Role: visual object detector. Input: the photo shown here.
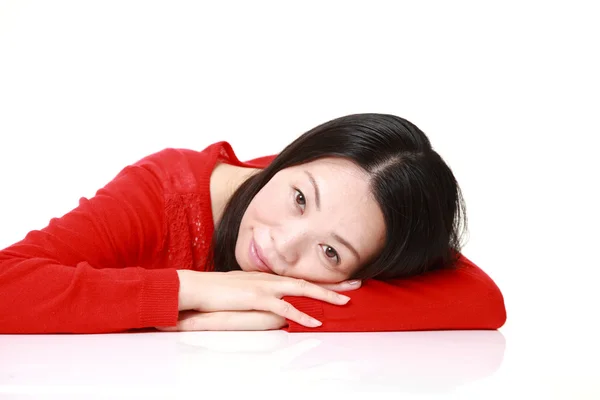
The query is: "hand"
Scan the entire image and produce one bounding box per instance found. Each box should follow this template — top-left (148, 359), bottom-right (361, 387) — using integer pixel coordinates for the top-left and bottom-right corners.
top-left (157, 310), bottom-right (286, 332)
top-left (160, 278), bottom-right (362, 332)
top-left (176, 270), bottom-right (354, 328)
top-left (316, 279), bottom-right (362, 292)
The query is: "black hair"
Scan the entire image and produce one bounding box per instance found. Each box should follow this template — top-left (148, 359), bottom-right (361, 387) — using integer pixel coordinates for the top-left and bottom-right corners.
top-left (209, 113), bottom-right (467, 280)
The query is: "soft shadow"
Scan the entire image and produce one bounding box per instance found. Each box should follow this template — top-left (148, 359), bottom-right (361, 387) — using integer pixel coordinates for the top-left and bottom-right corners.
top-left (0, 329), bottom-right (505, 394)
top-left (175, 329), bottom-right (506, 392)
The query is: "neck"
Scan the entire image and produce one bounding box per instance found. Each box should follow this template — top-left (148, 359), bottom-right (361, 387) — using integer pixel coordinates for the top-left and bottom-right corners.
top-left (210, 162), bottom-right (260, 226)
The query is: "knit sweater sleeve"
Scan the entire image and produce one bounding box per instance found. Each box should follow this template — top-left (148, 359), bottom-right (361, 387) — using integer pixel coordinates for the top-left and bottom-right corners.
top-left (283, 254), bottom-right (507, 332)
top-left (0, 164), bottom-right (179, 333)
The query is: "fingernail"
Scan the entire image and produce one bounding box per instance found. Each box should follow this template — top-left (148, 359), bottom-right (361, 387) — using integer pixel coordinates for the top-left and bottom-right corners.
top-left (347, 280), bottom-right (361, 285)
top-left (338, 294), bottom-right (351, 303)
top-left (310, 318), bottom-right (322, 327)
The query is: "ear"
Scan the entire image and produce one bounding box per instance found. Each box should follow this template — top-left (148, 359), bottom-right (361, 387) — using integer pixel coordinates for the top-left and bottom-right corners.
top-left (316, 280), bottom-right (362, 292)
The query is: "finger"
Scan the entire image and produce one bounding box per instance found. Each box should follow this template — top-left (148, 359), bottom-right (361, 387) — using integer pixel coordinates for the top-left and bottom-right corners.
top-left (278, 279), bottom-right (351, 305)
top-left (201, 311), bottom-right (285, 331)
top-left (175, 311), bottom-right (286, 331)
top-left (155, 325), bottom-right (178, 332)
top-left (222, 311), bottom-right (286, 331)
top-left (267, 299), bottom-right (323, 328)
top-left (317, 280), bottom-right (362, 292)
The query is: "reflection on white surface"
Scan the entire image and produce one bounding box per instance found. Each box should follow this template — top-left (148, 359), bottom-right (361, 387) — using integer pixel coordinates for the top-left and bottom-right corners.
top-left (0, 330), bottom-right (504, 396)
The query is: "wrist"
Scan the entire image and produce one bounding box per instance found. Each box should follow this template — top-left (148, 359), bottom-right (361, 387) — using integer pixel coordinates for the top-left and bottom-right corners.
top-left (176, 269), bottom-right (191, 311)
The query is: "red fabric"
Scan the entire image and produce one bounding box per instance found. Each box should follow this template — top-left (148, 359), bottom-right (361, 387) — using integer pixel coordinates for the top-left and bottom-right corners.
top-left (0, 141), bottom-right (506, 333)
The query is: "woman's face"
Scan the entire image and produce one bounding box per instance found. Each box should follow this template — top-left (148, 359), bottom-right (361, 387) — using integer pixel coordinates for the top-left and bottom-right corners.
top-left (235, 157), bottom-right (386, 283)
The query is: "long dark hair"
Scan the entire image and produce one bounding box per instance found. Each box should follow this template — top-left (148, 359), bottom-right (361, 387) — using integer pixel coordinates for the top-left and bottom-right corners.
top-left (209, 113), bottom-right (468, 280)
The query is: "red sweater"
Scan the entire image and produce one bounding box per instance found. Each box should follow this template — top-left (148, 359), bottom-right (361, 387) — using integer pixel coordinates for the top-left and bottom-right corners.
top-left (0, 142), bottom-right (506, 334)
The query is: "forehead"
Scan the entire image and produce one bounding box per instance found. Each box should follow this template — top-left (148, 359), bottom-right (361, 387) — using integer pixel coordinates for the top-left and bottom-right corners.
top-left (288, 157), bottom-right (369, 184)
top-left (285, 157), bottom-right (372, 207)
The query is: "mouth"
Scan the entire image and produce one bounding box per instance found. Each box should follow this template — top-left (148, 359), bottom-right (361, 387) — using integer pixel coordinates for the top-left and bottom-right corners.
top-left (249, 238), bottom-right (274, 273)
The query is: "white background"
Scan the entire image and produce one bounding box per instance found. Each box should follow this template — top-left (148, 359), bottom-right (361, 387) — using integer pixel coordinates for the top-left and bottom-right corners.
top-left (1, 0), bottom-right (599, 397)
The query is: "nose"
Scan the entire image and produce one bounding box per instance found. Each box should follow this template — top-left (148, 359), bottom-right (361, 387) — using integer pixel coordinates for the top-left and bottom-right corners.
top-left (271, 223), bottom-right (307, 266)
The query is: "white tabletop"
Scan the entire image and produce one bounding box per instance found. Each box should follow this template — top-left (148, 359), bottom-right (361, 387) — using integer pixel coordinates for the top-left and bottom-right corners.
top-left (0, 330), bottom-right (502, 398)
top-left (1, 328), bottom-right (599, 399)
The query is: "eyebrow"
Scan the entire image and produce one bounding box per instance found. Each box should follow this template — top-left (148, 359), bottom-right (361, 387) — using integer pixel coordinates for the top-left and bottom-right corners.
top-left (305, 170), bottom-right (321, 211)
top-left (333, 233), bottom-right (361, 263)
top-left (304, 170), bottom-right (361, 262)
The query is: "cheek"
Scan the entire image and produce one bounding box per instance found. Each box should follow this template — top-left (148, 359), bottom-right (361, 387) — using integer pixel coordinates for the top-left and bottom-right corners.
top-left (288, 261), bottom-right (352, 283)
top-left (236, 187), bottom-right (287, 269)
top-left (249, 188), bottom-right (287, 225)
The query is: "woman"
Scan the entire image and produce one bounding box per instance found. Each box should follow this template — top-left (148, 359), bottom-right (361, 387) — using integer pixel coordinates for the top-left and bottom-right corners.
top-left (0, 113), bottom-right (506, 334)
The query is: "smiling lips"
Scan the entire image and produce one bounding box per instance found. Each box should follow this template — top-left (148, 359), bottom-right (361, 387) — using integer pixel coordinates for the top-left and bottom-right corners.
top-left (249, 238), bottom-right (273, 273)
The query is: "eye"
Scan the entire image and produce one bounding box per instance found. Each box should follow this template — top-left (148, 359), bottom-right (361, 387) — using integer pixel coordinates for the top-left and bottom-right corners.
top-left (320, 244), bottom-right (340, 265)
top-left (294, 188), bottom-right (306, 212)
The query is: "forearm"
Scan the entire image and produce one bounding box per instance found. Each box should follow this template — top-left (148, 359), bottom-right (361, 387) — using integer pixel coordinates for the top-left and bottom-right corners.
top-left (283, 257), bottom-right (507, 332)
top-left (0, 258), bottom-right (179, 334)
